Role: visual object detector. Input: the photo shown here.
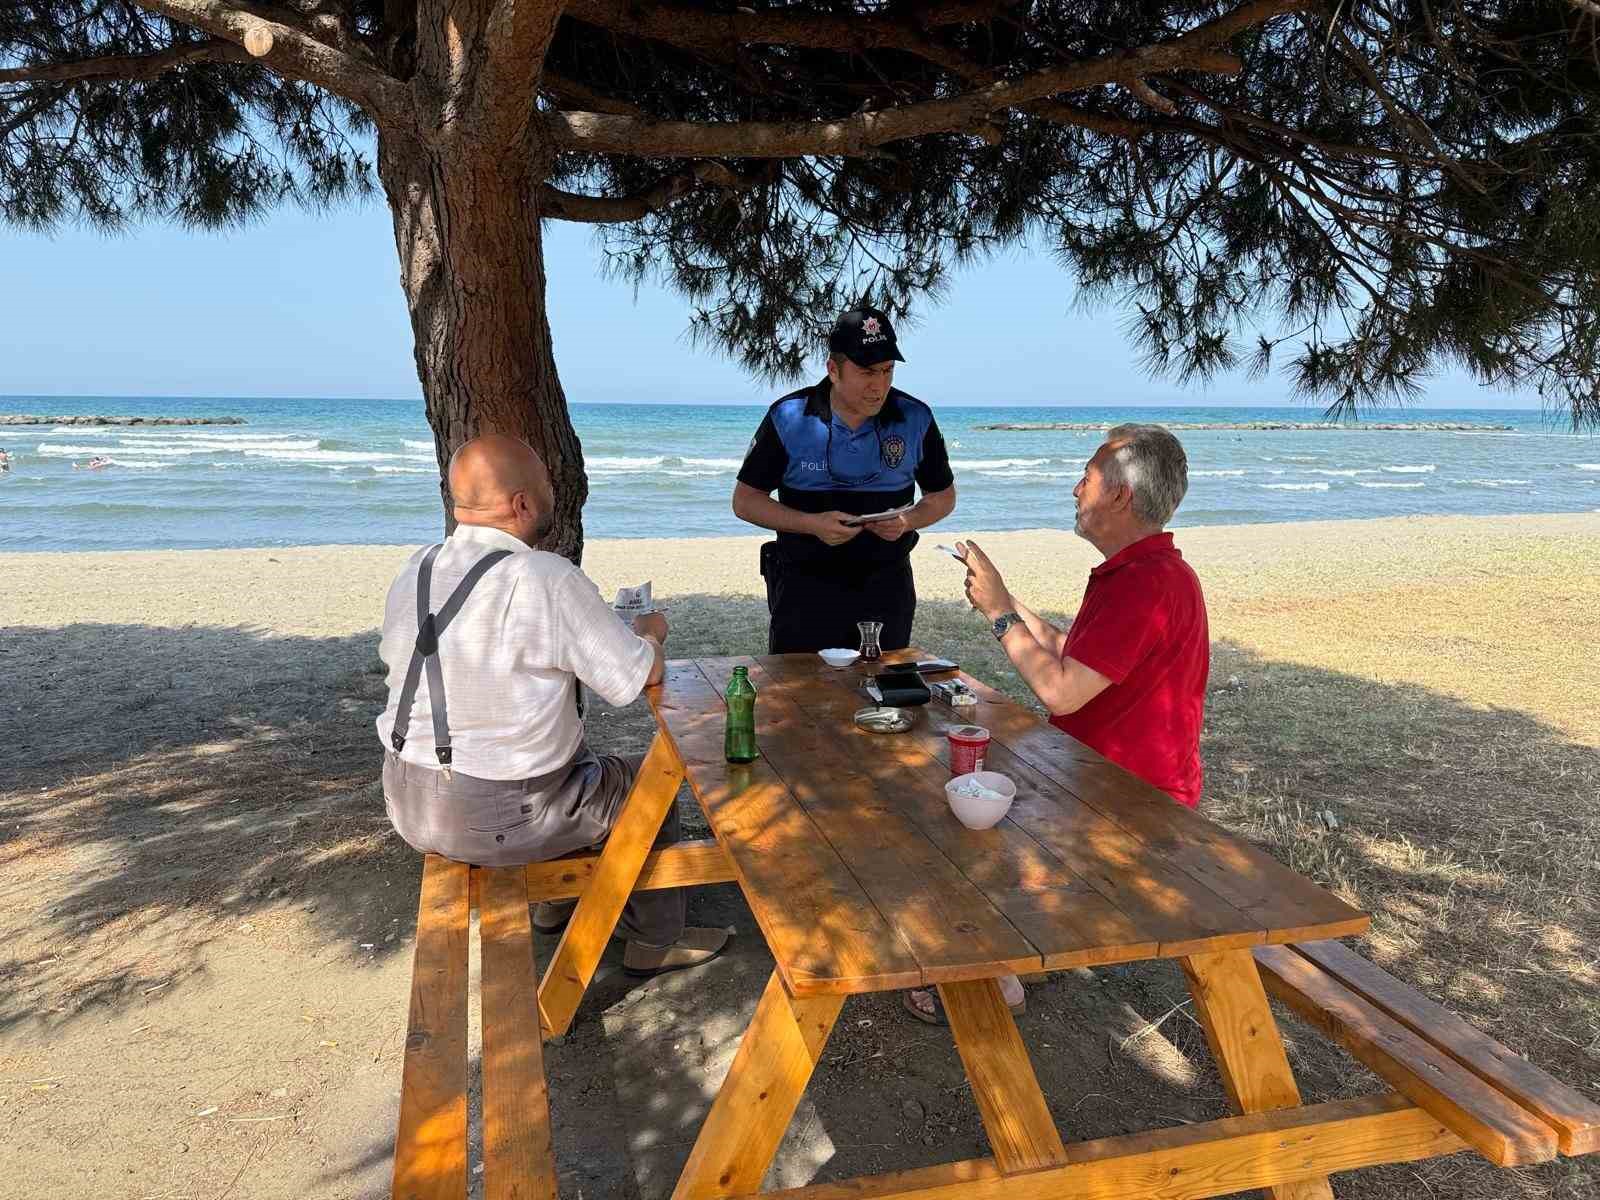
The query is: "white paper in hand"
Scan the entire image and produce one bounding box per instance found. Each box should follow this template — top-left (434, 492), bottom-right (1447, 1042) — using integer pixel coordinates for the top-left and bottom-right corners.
top-left (613, 581), bottom-right (654, 617)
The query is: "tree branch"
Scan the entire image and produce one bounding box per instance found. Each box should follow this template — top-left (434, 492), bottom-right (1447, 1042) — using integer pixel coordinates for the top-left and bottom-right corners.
top-left (566, 0), bottom-right (981, 79)
top-left (542, 70), bottom-right (649, 117)
top-left (474, 0), bottom-right (570, 147)
top-left (539, 160), bottom-right (761, 221)
top-left (0, 40), bottom-right (252, 86)
top-left (548, 0), bottom-right (1283, 158)
top-left (127, 0), bottom-right (408, 117)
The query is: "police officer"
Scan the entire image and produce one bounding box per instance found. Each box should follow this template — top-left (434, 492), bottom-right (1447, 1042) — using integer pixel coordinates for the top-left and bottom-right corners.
top-left (732, 306), bottom-right (957, 653)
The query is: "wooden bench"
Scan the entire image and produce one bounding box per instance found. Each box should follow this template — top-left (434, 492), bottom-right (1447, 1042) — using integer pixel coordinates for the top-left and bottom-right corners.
top-left (1255, 940), bottom-right (1600, 1168)
top-left (391, 837), bottom-right (737, 1198)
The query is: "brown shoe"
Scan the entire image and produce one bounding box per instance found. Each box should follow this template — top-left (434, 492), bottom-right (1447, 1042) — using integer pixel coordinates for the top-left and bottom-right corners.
top-left (623, 927), bottom-right (731, 977)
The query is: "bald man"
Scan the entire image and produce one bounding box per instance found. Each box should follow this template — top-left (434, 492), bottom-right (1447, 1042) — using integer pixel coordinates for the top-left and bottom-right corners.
top-left (377, 434), bottom-right (729, 977)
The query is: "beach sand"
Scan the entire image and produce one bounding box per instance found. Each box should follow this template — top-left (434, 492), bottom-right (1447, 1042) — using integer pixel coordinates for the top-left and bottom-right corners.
top-left (4, 512), bottom-right (1598, 1198)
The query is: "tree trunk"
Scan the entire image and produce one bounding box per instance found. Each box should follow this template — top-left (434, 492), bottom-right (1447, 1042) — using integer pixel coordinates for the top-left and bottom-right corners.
top-left (375, 127), bottom-right (588, 562)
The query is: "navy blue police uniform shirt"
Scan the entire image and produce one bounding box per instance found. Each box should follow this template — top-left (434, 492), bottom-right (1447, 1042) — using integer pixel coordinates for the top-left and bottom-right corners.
top-left (738, 381), bottom-right (954, 573)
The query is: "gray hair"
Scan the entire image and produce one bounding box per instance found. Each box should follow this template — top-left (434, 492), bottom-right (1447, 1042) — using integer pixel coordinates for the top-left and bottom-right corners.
top-left (1101, 423), bottom-right (1189, 527)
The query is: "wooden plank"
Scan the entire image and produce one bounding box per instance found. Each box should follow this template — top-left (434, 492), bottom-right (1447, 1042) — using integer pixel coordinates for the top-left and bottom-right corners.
top-left (523, 838), bottom-right (737, 903)
top-left (746, 656), bottom-right (1159, 972)
top-left (949, 674), bottom-right (1369, 946)
top-left (722, 1093), bottom-right (1466, 1200)
top-left (537, 730), bottom-right (684, 1038)
top-left (763, 653), bottom-right (1272, 959)
top-left (701, 658), bottom-right (1043, 985)
top-left (392, 854), bottom-right (470, 1200)
top-left (650, 662), bottom-right (922, 996)
top-left (1293, 939), bottom-right (1600, 1157)
top-left (478, 867), bottom-right (557, 1200)
top-left (938, 978), bottom-right (1067, 1172)
top-left (1254, 944), bottom-right (1559, 1166)
top-left (670, 969), bottom-right (844, 1200)
top-left (1181, 949), bottom-right (1332, 1200)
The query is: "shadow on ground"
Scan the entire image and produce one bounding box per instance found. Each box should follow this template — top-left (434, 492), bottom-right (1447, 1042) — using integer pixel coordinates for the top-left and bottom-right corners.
top-left (5, 600), bottom-right (1598, 1200)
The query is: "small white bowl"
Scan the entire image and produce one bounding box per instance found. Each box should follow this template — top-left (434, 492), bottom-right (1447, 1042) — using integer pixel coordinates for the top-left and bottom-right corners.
top-left (818, 647), bottom-right (860, 668)
top-left (944, 771), bottom-right (1017, 830)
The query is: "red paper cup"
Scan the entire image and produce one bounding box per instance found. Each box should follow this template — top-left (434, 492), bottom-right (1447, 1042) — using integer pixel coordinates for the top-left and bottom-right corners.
top-left (947, 725), bottom-right (991, 777)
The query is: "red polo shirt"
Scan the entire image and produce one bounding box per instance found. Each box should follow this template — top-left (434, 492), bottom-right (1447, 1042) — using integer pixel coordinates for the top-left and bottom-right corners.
top-left (1049, 532), bottom-right (1210, 807)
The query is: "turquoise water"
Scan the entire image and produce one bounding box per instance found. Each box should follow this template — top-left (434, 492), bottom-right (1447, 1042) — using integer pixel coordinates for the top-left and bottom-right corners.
top-left (1, 396), bottom-right (1596, 551)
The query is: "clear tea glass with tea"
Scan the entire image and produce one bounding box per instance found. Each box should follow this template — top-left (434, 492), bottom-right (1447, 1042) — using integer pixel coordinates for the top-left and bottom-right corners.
top-left (857, 620), bottom-right (883, 662)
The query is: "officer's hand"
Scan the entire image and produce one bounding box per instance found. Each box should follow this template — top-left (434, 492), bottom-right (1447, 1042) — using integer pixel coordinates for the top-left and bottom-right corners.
top-left (864, 511), bottom-right (911, 541)
top-left (809, 511), bottom-right (863, 546)
top-left (633, 611), bottom-right (668, 643)
top-left (958, 540), bottom-right (1014, 619)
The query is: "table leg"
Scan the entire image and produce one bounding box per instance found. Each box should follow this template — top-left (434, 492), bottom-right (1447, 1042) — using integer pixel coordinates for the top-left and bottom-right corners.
top-left (670, 969), bottom-right (844, 1200)
top-left (536, 730), bottom-right (686, 1038)
top-left (938, 978), bottom-right (1068, 1173)
top-left (1182, 948), bottom-right (1337, 1200)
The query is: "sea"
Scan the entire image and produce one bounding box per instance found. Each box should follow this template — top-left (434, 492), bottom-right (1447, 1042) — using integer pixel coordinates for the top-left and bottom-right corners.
top-left (1, 395), bottom-right (1597, 552)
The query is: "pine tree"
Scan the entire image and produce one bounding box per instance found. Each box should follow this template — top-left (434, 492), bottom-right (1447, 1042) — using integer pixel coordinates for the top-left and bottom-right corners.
top-left (6, 0), bottom-right (1597, 556)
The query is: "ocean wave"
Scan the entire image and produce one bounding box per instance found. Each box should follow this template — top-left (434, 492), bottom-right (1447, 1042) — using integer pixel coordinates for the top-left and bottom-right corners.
top-left (679, 457), bottom-right (743, 469)
top-left (111, 429), bottom-right (304, 443)
top-left (1306, 468), bottom-right (1378, 477)
top-left (1576, 463), bottom-right (1600, 471)
top-left (953, 458), bottom-right (1051, 469)
top-left (403, 439), bottom-right (434, 450)
top-left (1357, 481), bottom-right (1426, 489)
top-left (662, 469), bottom-right (730, 478)
top-left (1260, 482), bottom-right (1329, 491)
top-left (590, 455), bottom-right (666, 470)
top-left (1280, 454), bottom-right (1320, 462)
top-left (374, 465), bottom-right (433, 474)
top-left (1459, 478), bottom-right (1530, 487)
top-left (976, 469), bottom-right (1076, 479)
top-left (242, 448), bottom-right (406, 463)
top-left (1384, 464), bottom-right (1436, 474)
top-left (124, 438), bottom-right (319, 452)
top-left (1190, 469), bottom-right (1247, 477)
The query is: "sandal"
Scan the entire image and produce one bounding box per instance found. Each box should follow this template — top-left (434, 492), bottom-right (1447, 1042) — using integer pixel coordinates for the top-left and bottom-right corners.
top-left (903, 987), bottom-right (1026, 1026)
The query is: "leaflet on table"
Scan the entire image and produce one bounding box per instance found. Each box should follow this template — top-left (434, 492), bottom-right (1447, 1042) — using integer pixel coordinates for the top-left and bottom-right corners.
top-left (840, 503), bottom-right (915, 528)
top-left (613, 582), bottom-right (655, 617)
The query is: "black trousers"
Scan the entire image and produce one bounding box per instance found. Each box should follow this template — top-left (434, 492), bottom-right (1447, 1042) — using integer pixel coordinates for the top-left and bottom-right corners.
top-left (761, 542), bottom-right (916, 654)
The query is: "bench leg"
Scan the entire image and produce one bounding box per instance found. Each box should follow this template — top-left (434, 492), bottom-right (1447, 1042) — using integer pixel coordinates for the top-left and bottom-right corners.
top-left (1182, 948), bottom-right (1337, 1200)
top-left (939, 978), bottom-right (1068, 1173)
top-left (670, 969), bottom-right (843, 1200)
top-left (536, 730), bottom-right (686, 1038)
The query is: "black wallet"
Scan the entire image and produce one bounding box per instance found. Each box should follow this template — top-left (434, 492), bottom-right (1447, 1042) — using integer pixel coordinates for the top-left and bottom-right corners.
top-left (866, 666), bottom-right (932, 707)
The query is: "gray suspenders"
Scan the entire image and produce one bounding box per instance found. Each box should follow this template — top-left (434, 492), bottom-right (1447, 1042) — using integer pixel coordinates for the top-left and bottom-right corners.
top-left (389, 543), bottom-right (513, 775)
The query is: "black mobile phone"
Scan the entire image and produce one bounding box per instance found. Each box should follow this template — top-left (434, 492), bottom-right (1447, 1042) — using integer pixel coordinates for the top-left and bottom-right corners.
top-left (911, 659), bottom-right (958, 674)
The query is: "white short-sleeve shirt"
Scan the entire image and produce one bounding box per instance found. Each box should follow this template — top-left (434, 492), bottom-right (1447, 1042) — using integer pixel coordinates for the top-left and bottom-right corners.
top-left (376, 523), bottom-right (655, 780)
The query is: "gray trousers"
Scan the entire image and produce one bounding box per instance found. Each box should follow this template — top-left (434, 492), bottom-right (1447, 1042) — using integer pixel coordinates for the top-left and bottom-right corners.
top-left (382, 745), bottom-right (685, 946)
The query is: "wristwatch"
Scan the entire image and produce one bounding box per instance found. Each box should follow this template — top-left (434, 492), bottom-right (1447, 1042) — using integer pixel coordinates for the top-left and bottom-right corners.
top-left (991, 611), bottom-right (1023, 641)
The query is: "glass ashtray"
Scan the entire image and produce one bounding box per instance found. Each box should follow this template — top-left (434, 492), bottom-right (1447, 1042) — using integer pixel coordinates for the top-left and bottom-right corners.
top-left (854, 706), bottom-right (915, 734)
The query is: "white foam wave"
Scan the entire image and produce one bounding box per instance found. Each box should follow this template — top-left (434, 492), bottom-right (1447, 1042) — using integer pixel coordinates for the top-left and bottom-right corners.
top-left (403, 439), bottom-right (434, 450)
top-left (590, 455), bottom-right (665, 470)
top-left (242, 449), bottom-right (405, 463)
top-left (1460, 478), bottom-right (1530, 487)
top-left (679, 457), bottom-right (742, 469)
top-left (374, 465), bottom-right (433, 474)
top-left (1384, 464), bottom-right (1436, 474)
top-left (952, 458), bottom-right (1051, 470)
top-left (977, 469), bottom-right (1075, 479)
top-left (102, 458), bottom-right (169, 470)
top-left (1281, 454), bottom-right (1320, 462)
top-left (1357, 481), bottom-right (1425, 489)
top-left (111, 429), bottom-right (300, 442)
top-left (1261, 483), bottom-right (1329, 491)
top-left (1576, 464), bottom-right (1600, 471)
top-left (1306, 468), bottom-right (1378, 477)
top-left (662, 469), bottom-right (729, 478)
top-left (121, 438), bottom-right (318, 452)
top-left (38, 444), bottom-right (135, 457)
top-left (1191, 470), bottom-right (1247, 477)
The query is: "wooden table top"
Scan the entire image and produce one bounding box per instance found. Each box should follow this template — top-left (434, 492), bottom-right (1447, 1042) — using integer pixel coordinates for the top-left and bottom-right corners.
top-left (648, 650), bottom-right (1369, 998)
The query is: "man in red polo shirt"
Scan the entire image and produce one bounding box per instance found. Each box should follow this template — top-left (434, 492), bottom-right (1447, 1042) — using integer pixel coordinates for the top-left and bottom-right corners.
top-left (905, 423), bottom-right (1208, 1026)
top-left (958, 423), bottom-right (1209, 807)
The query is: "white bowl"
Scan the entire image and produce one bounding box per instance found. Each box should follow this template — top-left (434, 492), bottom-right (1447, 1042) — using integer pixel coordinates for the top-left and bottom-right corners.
top-left (944, 771), bottom-right (1017, 830)
top-left (818, 648), bottom-right (860, 668)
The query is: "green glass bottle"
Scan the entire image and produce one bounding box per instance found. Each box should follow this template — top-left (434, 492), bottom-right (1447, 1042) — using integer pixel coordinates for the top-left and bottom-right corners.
top-left (724, 666), bottom-right (758, 763)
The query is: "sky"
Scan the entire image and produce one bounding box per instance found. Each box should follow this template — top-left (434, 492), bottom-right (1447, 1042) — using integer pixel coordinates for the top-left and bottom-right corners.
top-left (1, 192), bottom-right (1537, 409)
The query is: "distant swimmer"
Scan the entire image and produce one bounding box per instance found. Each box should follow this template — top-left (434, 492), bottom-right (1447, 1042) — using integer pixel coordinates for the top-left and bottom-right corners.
top-left (0, 448), bottom-right (10, 471)
top-left (75, 455), bottom-right (112, 471)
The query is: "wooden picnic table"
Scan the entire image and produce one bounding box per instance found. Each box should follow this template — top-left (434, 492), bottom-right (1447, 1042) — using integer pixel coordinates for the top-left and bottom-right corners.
top-left (397, 647), bottom-right (1600, 1200)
